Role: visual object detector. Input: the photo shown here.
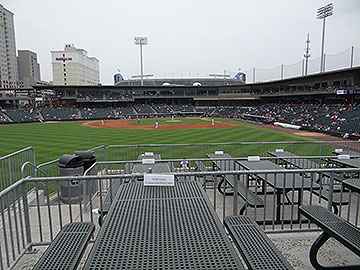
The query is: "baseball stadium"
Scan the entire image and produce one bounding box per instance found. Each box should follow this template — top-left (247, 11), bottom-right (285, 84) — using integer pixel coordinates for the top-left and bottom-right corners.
top-left (1, 66), bottom-right (360, 269)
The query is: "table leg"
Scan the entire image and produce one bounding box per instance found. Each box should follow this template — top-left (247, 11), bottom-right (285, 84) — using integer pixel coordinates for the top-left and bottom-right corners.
top-left (309, 232), bottom-right (360, 269)
top-left (276, 191), bottom-right (281, 222)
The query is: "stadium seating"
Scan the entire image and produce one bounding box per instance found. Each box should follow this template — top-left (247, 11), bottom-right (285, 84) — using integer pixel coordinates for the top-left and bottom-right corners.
top-left (40, 108), bottom-right (80, 121)
top-left (4, 109), bottom-right (40, 123)
top-left (152, 104), bottom-right (173, 114)
top-left (1, 103), bottom-right (359, 138)
top-left (171, 105), bottom-right (195, 112)
top-left (133, 104), bottom-right (155, 114)
top-left (0, 112), bottom-right (11, 123)
top-left (81, 108), bottom-right (115, 119)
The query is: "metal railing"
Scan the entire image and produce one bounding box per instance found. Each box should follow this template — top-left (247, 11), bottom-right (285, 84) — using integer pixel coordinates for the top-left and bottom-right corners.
top-left (1, 142), bottom-right (360, 269)
top-left (105, 141), bottom-right (360, 161)
top-left (0, 147), bottom-right (35, 192)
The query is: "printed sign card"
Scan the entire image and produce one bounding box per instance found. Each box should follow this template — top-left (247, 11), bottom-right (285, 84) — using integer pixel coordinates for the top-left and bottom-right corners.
top-left (144, 174), bottom-right (174, 186)
top-left (248, 156), bottom-right (260, 162)
top-left (142, 159), bottom-right (155, 164)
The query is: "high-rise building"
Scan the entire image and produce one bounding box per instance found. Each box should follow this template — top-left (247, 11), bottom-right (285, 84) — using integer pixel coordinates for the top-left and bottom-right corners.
top-left (0, 4), bottom-right (19, 89)
top-left (17, 50), bottom-right (41, 88)
top-left (51, 44), bottom-right (100, 86)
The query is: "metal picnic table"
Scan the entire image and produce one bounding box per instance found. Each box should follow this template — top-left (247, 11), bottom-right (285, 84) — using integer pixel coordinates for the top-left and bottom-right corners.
top-left (84, 181), bottom-right (244, 269)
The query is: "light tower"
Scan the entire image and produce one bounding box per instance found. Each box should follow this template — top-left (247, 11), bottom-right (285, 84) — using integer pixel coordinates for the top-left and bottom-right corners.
top-left (317, 3), bottom-right (333, 73)
top-left (134, 36), bottom-right (148, 86)
top-left (304, 33), bottom-right (311, 76)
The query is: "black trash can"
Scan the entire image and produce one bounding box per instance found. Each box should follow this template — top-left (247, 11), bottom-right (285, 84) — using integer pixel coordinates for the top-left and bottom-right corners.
top-left (75, 150), bottom-right (98, 198)
top-left (59, 154), bottom-right (84, 204)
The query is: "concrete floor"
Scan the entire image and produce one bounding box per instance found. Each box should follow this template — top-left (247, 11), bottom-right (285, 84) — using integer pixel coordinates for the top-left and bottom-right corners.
top-left (7, 181), bottom-right (360, 269)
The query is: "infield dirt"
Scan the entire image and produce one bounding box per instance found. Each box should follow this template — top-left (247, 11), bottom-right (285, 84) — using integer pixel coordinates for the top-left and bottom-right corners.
top-left (82, 119), bottom-right (242, 129)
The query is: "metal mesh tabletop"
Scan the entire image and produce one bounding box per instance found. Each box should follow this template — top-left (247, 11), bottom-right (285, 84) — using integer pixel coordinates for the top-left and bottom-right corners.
top-left (132, 162), bottom-right (171, 174)
top-left (268, 151), bottom-right (322, 169)
top-left (238, 160), bottom-right (319, 190)
top-left (84, 181), bottom-right (244, 269)
top-left (328, 157), bottom-right (360, 168)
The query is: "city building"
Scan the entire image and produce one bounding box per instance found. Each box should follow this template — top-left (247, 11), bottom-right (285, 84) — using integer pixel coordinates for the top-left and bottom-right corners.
top-left (0, 4), bottom-right (19, 89)
top-left (17, 50), bottom-right (41, 88)
top-left (51, 44), bottom-right (100, 86)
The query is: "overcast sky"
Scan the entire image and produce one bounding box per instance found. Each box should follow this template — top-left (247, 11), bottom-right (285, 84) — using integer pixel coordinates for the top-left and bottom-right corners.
top-left (3, 0), bottom-right (360, 84)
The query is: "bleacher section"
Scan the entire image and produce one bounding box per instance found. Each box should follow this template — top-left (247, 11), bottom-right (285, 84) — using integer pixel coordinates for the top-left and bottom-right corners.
top-left (0, 112), bottom-right (11, 123)
top-left (115, 106), bottom-right (135, 117)
top-left (172, 105), bottom-right (195, 112)
top-left (40, 108), bottom-right (79, 121)
top-left (4, 109), bottom-right (39, 123)
top-left (152, 104), bottom-right (173, 114)
top-left (81, 108), bottom-right (115, 119)
top-left (133, 105), bottom-right (155, 115)
top-left (242, 104), bottom-right (359, 136)
top-left (2, 103), bottom-right (359, 138)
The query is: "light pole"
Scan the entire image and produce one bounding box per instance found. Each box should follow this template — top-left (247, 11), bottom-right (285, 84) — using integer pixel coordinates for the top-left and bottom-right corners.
top-left (317, 3), bottom-right (333, 73)
top-left (134, 36), bottom-right (148, 86)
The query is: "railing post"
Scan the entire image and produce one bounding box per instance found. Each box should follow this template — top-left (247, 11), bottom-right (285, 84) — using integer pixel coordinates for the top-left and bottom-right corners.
top-left (328, 172), bottom-right (334, 213)
top-left (22, 181), bottom-right (33, 251)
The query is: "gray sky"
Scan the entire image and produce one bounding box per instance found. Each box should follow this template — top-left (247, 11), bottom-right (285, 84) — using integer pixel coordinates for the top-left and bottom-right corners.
top-left (3, 0), bottom-right (360, 84)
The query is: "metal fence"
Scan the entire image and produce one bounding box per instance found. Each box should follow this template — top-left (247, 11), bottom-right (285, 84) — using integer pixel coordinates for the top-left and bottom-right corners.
top-left (0, 158), bottom-right (359, 269)
top-left (105, 141), bottom-right (360, 161)
top-left (0, 147), bottom-right (36, 193)
top-left (242, 46), bottom-right (360, 83)
top-left (1, 142), bottom-right (360, 269)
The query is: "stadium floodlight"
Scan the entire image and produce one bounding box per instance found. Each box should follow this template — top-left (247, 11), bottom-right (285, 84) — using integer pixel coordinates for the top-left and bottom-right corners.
top-left (317, 3), bottom-right (333, 73)
top-left (134, 37), bottom-right (149, 86)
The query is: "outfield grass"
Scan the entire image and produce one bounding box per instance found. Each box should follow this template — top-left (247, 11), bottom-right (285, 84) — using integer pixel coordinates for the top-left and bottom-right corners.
top-left (0, 118), bottom-right (318, 164)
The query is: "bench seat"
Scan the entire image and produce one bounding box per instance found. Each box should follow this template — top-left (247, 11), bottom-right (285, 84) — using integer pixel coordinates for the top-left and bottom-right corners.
top-left (311, 188), bottom-right (348, 214)
top-left (33, 222), bottom-right (94, 270)
top-left (224, 176), bottom-right (264, 214)
top-left (99, 179), bottom-right (122, 226)
top-left (224, 215), bottom-right (293, 270)
top-left (299, 205), bottom-right (360, 269)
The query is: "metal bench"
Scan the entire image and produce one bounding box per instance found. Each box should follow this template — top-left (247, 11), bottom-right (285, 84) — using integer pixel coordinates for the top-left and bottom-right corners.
top-left (195, 160), bottom-right (214, 187)
top-left (99, 179), bottom-right (122, 226)
top-left (33, 222), bottom-right (95, 270)
top-left (299, 204), bottom-right (360, 270)
top-left (311, 188), bottom-right (348, 214)
top-left (222, 176), bottom-right (265, 214)
top-left (343, 178), bottom-right (360, 193)
top-left (195, 160), bottom-right (208, 172)
top-left (224, 215), bottom-right (293, 270)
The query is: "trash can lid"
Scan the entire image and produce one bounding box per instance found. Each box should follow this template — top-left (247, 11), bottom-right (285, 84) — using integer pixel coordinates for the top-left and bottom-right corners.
top-left (74, 150), bottom-right (95, 161)
top-left (59, 154), bottom-right (84, 168)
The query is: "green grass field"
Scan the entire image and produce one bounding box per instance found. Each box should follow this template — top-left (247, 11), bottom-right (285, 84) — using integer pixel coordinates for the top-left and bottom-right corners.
top-left (0, 118), bottom-right (320, 164)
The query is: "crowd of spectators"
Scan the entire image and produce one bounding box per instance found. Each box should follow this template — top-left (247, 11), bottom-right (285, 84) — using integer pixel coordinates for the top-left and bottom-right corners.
top-left (1, 103), bottom-right (359, 138)
top-left (242, 103), bottom-right (359, 137)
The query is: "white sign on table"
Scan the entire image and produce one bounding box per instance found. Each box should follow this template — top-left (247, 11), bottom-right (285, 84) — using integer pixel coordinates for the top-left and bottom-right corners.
top-left (142, 159), bottom-right (155, 164)
top-left (338, 154), bottom-right (350, 160)
top-left (215, 151), bottom-right (224, 155)
top-left (335, 149), bottom-right (343, 153)
top-left (275, 149), bottom-right (284, 153)
top-left (144, 174), bottom-right (174, 186)
top-left (248, 156), bottom-right (260, 162)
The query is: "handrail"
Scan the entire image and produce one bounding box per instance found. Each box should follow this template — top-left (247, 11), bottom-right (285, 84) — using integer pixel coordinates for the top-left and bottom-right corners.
top-left (21, 161), bottom-right (47, 179)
